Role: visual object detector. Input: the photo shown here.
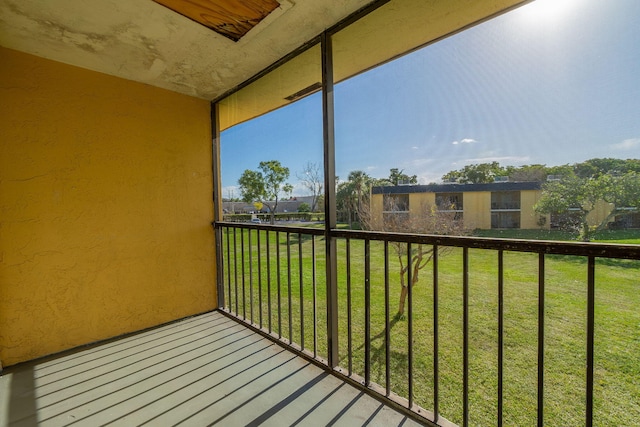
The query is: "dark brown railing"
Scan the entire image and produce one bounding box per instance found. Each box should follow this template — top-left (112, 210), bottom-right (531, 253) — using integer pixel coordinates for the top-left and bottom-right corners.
top-left (214, 221), bottom-right (640, 427)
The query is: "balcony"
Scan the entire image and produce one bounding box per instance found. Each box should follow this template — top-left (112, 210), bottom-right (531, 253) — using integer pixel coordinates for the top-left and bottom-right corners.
top-left (3, 1), bottom-right (640, 427)
top-left (0, 311), bottom-right (423, 426)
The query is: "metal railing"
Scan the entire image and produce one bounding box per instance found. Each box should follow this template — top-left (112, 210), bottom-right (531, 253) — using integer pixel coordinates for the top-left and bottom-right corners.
top-left (214, 221), bottom-right (640, 427)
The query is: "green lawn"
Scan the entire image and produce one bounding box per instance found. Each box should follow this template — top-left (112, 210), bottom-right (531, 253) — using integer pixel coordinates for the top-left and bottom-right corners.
top-left (221, 227), bottom-right (639, 426)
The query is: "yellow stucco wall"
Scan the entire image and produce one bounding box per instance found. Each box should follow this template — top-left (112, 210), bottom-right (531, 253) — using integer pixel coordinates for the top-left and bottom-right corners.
top-left (521, 190), bottom-right (547, 229)
top-left (370, 194), bottom-right (384, 229)
top-left (464, 192), bottom-right (491, 230)
top-left (0, 47), bottom-right (216, 367)
top-left (410, 193), bottom-right (435, 215)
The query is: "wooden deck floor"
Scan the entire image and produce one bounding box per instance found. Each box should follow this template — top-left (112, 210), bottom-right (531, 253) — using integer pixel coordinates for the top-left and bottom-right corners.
top-left (1, 311), bottom-right (424, 426)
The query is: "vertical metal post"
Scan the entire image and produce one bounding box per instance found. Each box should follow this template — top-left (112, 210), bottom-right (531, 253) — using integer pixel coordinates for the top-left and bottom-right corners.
top-left (210, 102), bottom-right (224, 309)
top-left (299, 233), bottom-right (305, 350)
top-left (347, 239), bottom-right (353, 375)
top-left (433, 245), bottom-right (439, 421)
top-left (384, 241), bottom-right (391, 395)
top-left (258, 229), bottom-right (263, 328)
top-left (267, 230), bottom-right (272, 333)
top-left (463, 247), bottom-right (469, 427)
top-left (538, 252), bottom-right (545, 427)
top-left (226, 228), bottom-right (232, 311)
top-left (241, 228), bottom-right (246, 319)
top-left (312, 235), bottom-right (318, 357)
top-left (498, 250), bottom-right (504, 427)
top-left (277, 231), bottom-right (282, 338)
top-left (233, 228), bottom-right (239, 315)
top-left (321, 31), bottom-right (339, 368)
top-left (586, 256), bottom-right (595, 427)
top-left (249, 229), bottom-right (253, 324)
top-left (364, 239), bottom-right (371, 387)
top-left (407, 242), bottom-right (414, 409)
top-left (287, 233), bottom-right (293, 343)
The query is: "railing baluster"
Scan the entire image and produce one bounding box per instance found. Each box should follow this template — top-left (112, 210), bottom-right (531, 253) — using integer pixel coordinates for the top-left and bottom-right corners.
top-left (299, 232), bottom-right (304, 350)
top-left (433, 244), bottom-right (439, 422)
top-left (498, 250), bottom-right (504, 427)
top-left (287, 233), bottom-right (293, 344)
top-left (277, 231), bottom-right (282, 338)
top-left (258, 229), bottom-right (262, 328)
top-left (267, 230), bottom-right (272, 333)
top-left (463, 246), bottom-right (469, 427)
top-left (538, 252), bottom-right (545, 427)
top-left (407, 242), bottom-right (414, 409)
top-left (312, 235), bottom-right (317, 358)
top-left (240, 228), bottom-right (247, 320)
top-left (384, 240), bottom-right (391, 396)
top-left (226, 226), bottom-right (232, 312)
top-left (241, 228), bottom-right (246, 319)
top-left (347, 238), bottom-right (353, 375)
top-left (586, 256), bottom-right (595, 427)
top-left (365, 238), bottom-right (371, 387)
top-left (233, 227), bottom-right (239, 315)
top-left (249, 229), bottom-right (253, 322)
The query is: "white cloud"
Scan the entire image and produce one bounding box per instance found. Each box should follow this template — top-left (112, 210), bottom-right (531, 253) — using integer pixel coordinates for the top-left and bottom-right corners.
top-left (452, 138), bottom-right (477, 145)
top-left (411, 146), bottom-right (419, 150)
top-left (611, 138), bottom-right (640, 151)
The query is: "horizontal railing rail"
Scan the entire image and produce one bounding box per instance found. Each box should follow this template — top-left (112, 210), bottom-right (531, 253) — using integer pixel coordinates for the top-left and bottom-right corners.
top-left (214, 220), bottom-right (640, 427)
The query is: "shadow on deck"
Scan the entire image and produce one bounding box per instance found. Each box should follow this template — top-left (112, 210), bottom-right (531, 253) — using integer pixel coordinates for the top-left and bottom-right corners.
top-left (0, 311), bottom-right (423, 426)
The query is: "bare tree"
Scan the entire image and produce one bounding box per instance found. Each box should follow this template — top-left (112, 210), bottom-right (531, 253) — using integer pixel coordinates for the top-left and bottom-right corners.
top-left (297, 162), bottom-right (323, 212)
top-left (360, 196), bottom-right (466, 317)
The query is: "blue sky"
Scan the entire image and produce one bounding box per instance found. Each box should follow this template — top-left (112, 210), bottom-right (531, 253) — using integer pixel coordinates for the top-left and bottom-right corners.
top-left (220, 0), bottom-right (640, 198)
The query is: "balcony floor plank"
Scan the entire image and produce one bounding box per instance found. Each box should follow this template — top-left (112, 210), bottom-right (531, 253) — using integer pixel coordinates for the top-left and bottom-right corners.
top-left (1, 311), bottom-right (423, 426)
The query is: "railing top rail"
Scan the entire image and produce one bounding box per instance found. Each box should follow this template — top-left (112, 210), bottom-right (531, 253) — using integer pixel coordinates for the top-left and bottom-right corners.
top-left (331, 229), bottom-right (640, 260)
top-left (214, 221), bottom-right (325, 236)
top-left (214, 221), bottom-right (640, 260)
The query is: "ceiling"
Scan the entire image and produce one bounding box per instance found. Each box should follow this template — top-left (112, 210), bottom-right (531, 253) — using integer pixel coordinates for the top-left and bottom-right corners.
top-left (0, 0), bottom-right (373, 100)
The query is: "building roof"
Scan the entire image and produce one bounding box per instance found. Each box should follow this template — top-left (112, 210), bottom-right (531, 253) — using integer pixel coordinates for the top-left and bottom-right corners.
top-left (372, 181), bottom-right (542, 195)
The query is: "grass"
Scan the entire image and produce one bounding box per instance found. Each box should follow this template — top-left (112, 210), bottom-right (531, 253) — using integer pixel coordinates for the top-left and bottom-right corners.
top-left (220, 227), bottom-right (640, 426)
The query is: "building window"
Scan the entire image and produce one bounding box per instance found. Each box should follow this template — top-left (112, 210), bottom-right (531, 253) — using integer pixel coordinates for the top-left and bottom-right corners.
top-left (383, 194), bottom-right (409, 212)
top-left (491, 191), bottom-right (520, 210)
top-left (492, 212), bottom-right (520, 229)
top-left (609, 212), bottom-right (640, 230)
top-left (491, 191), bottom-right (520, 228)
top-left (436, 193), bottom-right (463, 211)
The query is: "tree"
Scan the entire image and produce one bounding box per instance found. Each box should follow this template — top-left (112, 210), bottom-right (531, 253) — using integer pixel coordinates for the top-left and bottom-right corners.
top-left (297, 202), bottom-right (311, 213)
top-left (238, 160), bottom-right (293, 224)
top-left (505, 164), bottom-right (549, 182)
top-left (388, 168), bottom-right (418, 186)
top-left (574, 158), bottom-right (640, 178)
top-left (359, 195), bottom-right (466, 317)
top-left (336, 171), bottom-right (372, 228)
top-left (442, 161), bottom-right (505, 183)
top-left (534, 172), bottom-right (640, 241)
top-left (296, 162), bottom-right (323, 212)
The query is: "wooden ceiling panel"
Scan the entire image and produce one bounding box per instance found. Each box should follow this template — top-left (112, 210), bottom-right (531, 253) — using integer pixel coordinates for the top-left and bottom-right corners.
top-left (153, 0), bottom-right (280, 41)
